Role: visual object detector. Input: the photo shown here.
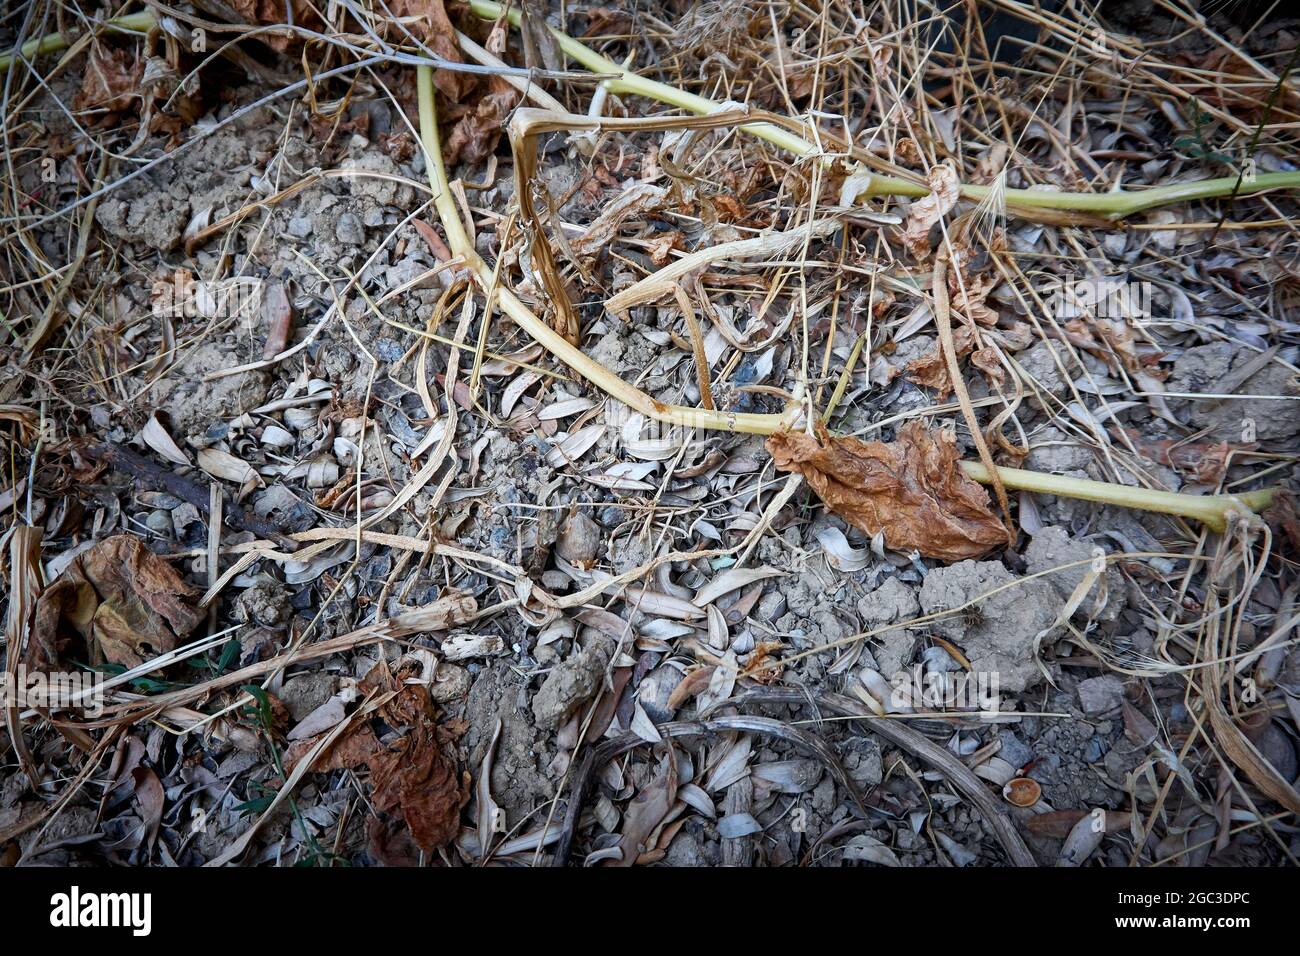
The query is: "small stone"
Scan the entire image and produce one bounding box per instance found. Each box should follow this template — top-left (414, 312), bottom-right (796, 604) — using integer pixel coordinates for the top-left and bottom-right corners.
top-left (857, 577), bottom-right (920, 677)
top-left (556, 509), bottom-right (602, 564)
top-left (428, 662), bottom-right (471, 704)
top-left (918, 560), bottom-right (1059, 693)
top-left (1084, 736), bottom-right (1109, 762)
top-left (998, 730), bottom-right (1034, 769)
top-left (1016, 341), bottom-right (1069, 400)
top-left (172, 502), bottom-right (201, 534)
top-left (145, 509), bottom-right (174, 537)
top-left (279, 673), bottom-right (337, 721)
top-left (335, 212), bottom-right (365, 245)
top-left (375, 337), bottom-right (404, 363)
top-left (1077, 674), bottom-right (1126, 715)
top-left (287, 216), bottom-right (313, 238)
top-left (1024, 525), bottom-right (1127, 622)
top-left (757, 591), bottom-right (787, 621)
top-left (532, 636), bottom-right (614, 729)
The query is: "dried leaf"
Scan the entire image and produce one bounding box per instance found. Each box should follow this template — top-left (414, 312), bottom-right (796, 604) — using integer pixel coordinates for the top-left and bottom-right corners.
top-left (141, 414), bottom-right (190, 466)
top-left (389, 0), bottom-right (474, 101)
top-left (900, 163), bottom-right (959, 259)
top-left (29, 535), bottom-right (202, 669)
top-left (445, 82), bottom-right (519, 166)
top-left (614, 752), bottom-right (677, 866)
top-left (197, 447), bottom-right (258, 486)
top-left (1117, 428), bottom-right (1250, 485)
top-left (228, 0), bottom-right (321, 52)
top-left (74, 42), bottom-right (142, 114)
top-left (766, 421), bottom-right (1010, 561)
top-left (368, 722), bottom-right (470, 852)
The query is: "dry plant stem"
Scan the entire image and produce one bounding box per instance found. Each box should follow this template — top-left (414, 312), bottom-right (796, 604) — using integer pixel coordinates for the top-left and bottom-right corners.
top-left (0, 11), bottom-right (156, 71)
top-left (469, 0), bottom-right (1300, 218)
top-left (933, 257), bottom-right (1010, 526)
top-left (421, 74), bottom-right (1273, 531)
top-left (415, 66), bottom-right (798, 435)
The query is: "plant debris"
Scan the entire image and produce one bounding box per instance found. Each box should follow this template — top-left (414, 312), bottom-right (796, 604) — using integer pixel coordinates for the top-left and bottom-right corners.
top-left (767, 421), bottom-right (1011, 561)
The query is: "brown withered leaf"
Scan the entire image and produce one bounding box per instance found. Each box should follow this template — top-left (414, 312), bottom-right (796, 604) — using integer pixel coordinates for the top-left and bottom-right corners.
top-left (905, 323), bottom-right (975, 395)
top-left (1264, 492), bottom-right (1300, 557)
top-left (74, 42), bottom-right (142, 115)
top-left (368, 722), bottom-right (470, 852)
top-left (29, 534), bottom-right (203, 670)
top-left (766, 421), bottom-right (1010, 561)
top-left (229, 0), bottom-right (320, 51)
top-left (1116, 428), bottom-right (1251, 485)
top-left (283, 722), bottom-right (384, 776)
top-left (904, 260), bottom-right (1002, 397)
top-left (287, 660), bottom-right (469, 852)
top-left (900, 162), bottom-right (959, 260)
top-left (390, 0), bottom-right (475, 101)
top-left (444, 82), bottom-right (519, 165)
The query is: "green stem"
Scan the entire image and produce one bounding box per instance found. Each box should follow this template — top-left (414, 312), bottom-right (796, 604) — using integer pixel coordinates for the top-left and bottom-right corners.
top-left (959, 461), bottom-right (1273, 534)
top-left (0, 11), bottom-right (156, 72)
top-left (469, 0), bottom-right (1300, 219)
top-left (6, 5), bottom-right (1277, 530)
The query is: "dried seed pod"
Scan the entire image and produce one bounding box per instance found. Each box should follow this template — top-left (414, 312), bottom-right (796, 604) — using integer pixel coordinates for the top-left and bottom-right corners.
top-left (1003, 777), bottom-right (1041, 807)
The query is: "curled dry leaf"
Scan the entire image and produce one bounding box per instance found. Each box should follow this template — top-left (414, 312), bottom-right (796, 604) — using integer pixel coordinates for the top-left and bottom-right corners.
top-left (368, 721), bottom-right (470, 853)
top-left (29, 534), bottom-right (203, 669)
top-left (445, 82), bottom-right (519, 166)
top-left (766, 421), bottom-right (1010, 562)
top-left (900, 162), bottom-right (960, 259)
top-left (74, 42), bottom-right (142, 115)
top-left (390, 0), bottom-right (475, 101)
top-left (229, 0), bottom-right (322, 52)
top-left (288, 660), bottom-right (471, 854)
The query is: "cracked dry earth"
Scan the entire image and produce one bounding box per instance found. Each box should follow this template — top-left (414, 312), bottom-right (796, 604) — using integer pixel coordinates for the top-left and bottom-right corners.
top-left (2, 0), bottom-right (1300, 868)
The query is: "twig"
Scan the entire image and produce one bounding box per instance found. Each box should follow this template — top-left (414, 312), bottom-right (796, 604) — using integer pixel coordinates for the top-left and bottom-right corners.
top-left (85, 442), bottom-right (298, 550)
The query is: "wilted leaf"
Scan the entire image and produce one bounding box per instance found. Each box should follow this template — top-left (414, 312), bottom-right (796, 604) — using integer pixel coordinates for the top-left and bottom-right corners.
top-left (445, 83), bottom-right (519, 166)
top-left (228, 0), bottom-right (321, 52)
top-left (29, 534), bottom-right (203, 669)
top-left (74, 41), bottom-right (142, 115)
top-left (390, 0), bottom-right (475, 101)
top-left (900, 162), bottom-right (959, 259)
top-left (614, 752), bottom-right (677, 866)
top-left (368, 721), bottom-right (470, 852)
top-left (1116, 428), bottom-right (1250, 485)
top-left (841, 833), bottom-right (900, 866)
top-left (283, 722), bottom-right (384, 776)
top-left (766, 421), bottom-right (1010, 561)
top-left (196, 447), bottom-right (258, 486)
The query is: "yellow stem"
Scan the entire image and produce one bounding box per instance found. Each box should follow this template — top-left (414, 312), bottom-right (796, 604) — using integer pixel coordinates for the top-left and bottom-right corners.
top-left (416, 65), bottom-right (798, 435)
top-left (468, 0), bottom-right (1300, 219)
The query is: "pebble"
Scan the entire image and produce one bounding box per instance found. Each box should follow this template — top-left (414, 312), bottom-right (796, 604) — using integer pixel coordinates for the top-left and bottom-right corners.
top-left (287, 216), bottom-right (313, 238)
top-left (375, 337), bottom-right (404, 362)
top-left (998, 731), bottom-right (1034, 769)
top-left (1084, 736), bottom-right (1109, 762)
top-left (146, 509), bottom-right (174, 536)
top-left (335, 212), bottom-right (365, 245)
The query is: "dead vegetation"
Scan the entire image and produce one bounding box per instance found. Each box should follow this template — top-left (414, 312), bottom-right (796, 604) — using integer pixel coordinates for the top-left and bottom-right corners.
top-left (1, 0), bottom-right (1299, 868)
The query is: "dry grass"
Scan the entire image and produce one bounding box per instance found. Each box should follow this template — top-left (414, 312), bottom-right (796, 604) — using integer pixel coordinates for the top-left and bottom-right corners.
top-left (1, 0), bottom-right (1298, 866)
